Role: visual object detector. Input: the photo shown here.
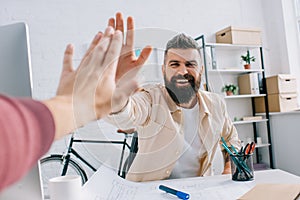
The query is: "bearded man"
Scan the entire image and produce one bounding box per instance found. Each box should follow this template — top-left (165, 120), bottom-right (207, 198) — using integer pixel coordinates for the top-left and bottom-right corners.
top-left (106, 13), bottom-right (241, 182)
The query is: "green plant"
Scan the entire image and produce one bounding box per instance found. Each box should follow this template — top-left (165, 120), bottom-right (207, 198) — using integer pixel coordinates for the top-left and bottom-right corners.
top-left (222, 84), bottom-right (238, 95)
top-left (241, 51), bottom-right (255, 64)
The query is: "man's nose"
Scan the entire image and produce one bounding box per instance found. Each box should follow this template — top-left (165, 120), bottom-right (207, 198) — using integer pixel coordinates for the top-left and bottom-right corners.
top-left (177, 65), bottom-right (188, 75)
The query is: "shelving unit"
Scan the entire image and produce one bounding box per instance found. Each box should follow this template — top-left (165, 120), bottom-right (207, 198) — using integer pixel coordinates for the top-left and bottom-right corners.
top-left (195, 35), bottom-right (274, 169)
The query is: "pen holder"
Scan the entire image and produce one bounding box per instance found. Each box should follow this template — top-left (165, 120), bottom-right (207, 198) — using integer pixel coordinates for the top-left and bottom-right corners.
top-left (230, 154), bottom-right (254, 181)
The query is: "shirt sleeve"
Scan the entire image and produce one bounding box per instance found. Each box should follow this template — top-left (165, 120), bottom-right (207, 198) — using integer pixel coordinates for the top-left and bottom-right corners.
top-left (0, 95), bottom-right (55, 191)
top-left (105, 90), bottom-right (152, 129)
top-left (220, 97), bottom-right (241, 150)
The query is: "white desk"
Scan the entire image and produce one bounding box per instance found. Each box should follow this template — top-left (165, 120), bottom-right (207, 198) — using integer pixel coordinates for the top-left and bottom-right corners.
top-left (83, 167), bottom-right (300, 200)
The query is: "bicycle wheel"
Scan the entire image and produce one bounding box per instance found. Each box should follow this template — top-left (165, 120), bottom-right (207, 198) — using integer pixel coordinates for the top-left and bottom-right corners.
top-left (40, 154), bottom-right (88, 199)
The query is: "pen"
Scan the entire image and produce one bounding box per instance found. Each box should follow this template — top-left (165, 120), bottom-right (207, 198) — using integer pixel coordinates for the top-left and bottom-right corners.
top-left (159, 185), bottom-right (190, 199)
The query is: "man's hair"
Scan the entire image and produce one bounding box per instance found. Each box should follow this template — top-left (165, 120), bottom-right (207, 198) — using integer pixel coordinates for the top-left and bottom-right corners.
top-left (164, 33), bottom-right (201, 64)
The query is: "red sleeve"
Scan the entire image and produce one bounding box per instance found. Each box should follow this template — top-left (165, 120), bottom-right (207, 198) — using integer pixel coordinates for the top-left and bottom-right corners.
top-left (0, 95), bottom-right (55, 191)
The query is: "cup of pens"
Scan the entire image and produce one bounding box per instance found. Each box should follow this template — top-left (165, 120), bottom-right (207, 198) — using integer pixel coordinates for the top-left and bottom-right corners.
top-left (221, 137), bottom-right (255, 181)
top-left (230, 153), bottom-right (254, 181)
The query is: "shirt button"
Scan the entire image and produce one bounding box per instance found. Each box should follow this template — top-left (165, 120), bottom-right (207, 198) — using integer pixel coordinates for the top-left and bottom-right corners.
top-left (166, 170), bottom-right (170, 174)
top-left (176, 151), bottom-right (180, 155)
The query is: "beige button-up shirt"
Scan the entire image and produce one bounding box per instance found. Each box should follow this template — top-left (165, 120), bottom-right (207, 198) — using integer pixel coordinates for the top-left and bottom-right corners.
top-left (106, 84), bottom-right (241, 182)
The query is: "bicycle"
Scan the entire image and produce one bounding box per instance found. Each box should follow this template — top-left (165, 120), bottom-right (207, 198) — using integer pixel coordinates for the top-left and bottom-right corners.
top-left (40, 129), bottom-right (138, 199)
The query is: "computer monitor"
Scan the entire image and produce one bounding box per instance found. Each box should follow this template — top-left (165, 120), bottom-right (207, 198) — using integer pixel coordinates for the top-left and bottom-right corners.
top-left (0, 22), bottom-right (32, 97)
top-left (0, 22), bottom-right (43, 200)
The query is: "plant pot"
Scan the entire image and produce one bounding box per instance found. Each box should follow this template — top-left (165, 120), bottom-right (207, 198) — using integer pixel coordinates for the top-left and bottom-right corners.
top-left (226, 91), bottom-right (234, 96)
top-left (244, 64), bottom-right (251, 69)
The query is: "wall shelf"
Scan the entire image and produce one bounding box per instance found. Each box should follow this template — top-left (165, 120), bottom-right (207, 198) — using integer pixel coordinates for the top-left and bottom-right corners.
top-left (224, 94), bottom-right (266, 99)
top-left (196, 35), bottom-right (274, 168)
top-left (233, 119), bottom-right (268, 125)
top-left (255, 143), bottom-right (271, 148)
top-left (208, 69), bottom-right (264, 74)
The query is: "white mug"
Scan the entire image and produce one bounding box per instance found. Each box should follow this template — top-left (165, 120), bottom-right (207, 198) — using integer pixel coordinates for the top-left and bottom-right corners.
top-left (49, 175), bottom-right (82, 200)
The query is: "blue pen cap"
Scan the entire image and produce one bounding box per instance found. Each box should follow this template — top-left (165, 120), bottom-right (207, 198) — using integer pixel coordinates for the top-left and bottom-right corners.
top-left (176, 191), bottom-right (190, 199)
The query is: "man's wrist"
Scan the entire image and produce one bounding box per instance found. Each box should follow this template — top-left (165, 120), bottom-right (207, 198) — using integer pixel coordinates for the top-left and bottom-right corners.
top-left (110, 99), bottom-right (129, 115)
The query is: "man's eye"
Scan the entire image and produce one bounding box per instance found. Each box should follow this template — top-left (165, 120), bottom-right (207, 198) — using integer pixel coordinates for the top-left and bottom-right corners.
top-left (186, 63), bottom-right (196, 68)
top-left (170, 63), bottom-right (179, 67)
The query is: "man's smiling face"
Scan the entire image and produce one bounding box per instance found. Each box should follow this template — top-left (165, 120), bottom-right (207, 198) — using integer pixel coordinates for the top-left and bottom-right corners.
top-left (163, 48), bottom-right (202, 104)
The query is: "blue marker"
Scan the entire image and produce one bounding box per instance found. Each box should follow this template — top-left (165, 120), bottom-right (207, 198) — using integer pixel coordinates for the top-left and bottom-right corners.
top-left (159, 185), bottom-right (190, 199)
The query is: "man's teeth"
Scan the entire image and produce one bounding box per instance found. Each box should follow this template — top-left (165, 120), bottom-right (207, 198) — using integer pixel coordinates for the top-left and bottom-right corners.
top-left (176, 79), bottom-right (188, 83)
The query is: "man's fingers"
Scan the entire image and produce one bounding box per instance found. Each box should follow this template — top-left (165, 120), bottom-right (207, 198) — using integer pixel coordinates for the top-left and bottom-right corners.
top-left (102, 30), bottom-right (123, 77)
top-left (127, 16), bottom-right (134, 30)
top-left (89, 26), bottom-right (115, 70)
top-left (125, 16), bottom-right (134, 47)
top-left (135, 46), bottom-right (153, 67)
top-left (62, 44), bottom-right (74, 73)
top-left (83, 32), bottom-right (103, 59)
top-left (116, 12), bottom-right (124, 33)
top-left (108, 18), bottom-right (115, 28)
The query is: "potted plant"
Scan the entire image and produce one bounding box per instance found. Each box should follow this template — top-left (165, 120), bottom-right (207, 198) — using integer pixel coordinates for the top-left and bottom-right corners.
top-left (241, 51), bottom-right (255, 69)
top-left (222, 84), bottom-right (239, 96)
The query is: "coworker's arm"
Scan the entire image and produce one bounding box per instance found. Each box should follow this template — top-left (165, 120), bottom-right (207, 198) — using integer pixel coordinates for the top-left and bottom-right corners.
top-left (0, 96), bottom-right (55, 191)
top-left (106, 89), bottom-right (153, 129)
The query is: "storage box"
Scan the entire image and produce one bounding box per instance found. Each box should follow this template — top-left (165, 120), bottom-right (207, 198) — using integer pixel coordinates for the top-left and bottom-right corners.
top-left (238, 73), bottom-right (260, 95)
top-left (254, 93), bottom-right (298, 113)
top-left (266, 74), bottom-right (297, 94)
top-left (216, 26), bottom-right (262, 45)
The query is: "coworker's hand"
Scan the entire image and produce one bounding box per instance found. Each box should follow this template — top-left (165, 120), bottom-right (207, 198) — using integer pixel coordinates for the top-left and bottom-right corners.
top-left (56, 32), bottom-right (103, 96)
top-left (44, 26), bottom-right (125, 139)
top-left (108, 12), bottom-right (152, 113)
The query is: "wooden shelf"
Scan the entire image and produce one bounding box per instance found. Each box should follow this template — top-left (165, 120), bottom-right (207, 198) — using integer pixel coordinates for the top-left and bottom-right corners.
top-left (233, 119), bottom-right (268, 125)
top-left (224, 94), bottom-right (266, 99)
top-left (255, 143), bottom-right (271, 148)
top-left (206, 43), bottom-right (261, 50)
top-left (208, 69), bottom-right (264, 74)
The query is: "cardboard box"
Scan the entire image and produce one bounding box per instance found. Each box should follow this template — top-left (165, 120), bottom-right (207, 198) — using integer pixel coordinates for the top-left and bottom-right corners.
top-left (266, 74), bottom-right (297, 94)
top-left (254, 93), bottom-right (298, 113)
top-left (238, 73), bottom-right (260, 95)
top-left (216, 26), bottom-right (262, 45)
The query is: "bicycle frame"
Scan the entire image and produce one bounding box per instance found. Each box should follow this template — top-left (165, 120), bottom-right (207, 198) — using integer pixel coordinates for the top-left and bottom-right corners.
top-left (61, 133), bottom-right (132, 177)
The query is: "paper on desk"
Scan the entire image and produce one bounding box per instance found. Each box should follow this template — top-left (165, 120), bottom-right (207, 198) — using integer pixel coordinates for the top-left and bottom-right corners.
top-left (82, 165), bottom-right (140, 199)
top-left (82, 164), bottom-right (255, 200)
top-left (238, 184), bottom-right (300, 200)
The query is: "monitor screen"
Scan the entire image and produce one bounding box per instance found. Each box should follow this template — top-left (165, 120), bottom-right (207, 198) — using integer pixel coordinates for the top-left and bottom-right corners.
top-left (0, 22), bottom-right (32, 97)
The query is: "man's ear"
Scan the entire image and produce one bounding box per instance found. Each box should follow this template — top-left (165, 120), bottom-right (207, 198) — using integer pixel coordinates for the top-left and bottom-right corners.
top-left (200, 65), bottom-right (204, 74)
top-left (162, 64), bottom-right (165, 74)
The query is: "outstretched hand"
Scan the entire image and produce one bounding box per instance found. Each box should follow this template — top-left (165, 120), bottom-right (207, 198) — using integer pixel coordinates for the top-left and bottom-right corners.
top-left (44, 13), bottom-right (152, 139)
top-left (108, 12), bottom-right (152, 81)
top-left (108, 12), bottom-right (152, 113)
top-left (44, 26), bottom-right (125, 139)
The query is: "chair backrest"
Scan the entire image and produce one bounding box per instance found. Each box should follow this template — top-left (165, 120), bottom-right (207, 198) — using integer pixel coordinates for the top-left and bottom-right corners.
top-left (120, 131), bottom-right (138, 178)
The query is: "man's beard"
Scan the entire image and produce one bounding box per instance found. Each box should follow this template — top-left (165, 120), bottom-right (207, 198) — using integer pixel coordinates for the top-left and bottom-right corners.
top-left (164, 74), bottom-right (199, 105)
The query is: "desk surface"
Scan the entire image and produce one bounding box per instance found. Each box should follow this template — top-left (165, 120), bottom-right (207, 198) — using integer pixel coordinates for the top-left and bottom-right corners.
top-left (83, 168), bottom-right (300, 200)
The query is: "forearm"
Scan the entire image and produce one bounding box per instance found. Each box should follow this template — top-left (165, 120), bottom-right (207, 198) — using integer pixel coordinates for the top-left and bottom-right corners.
top-left (222, 150), bottom-right (231, 174)
top-left (106, 92), bottom-right (150, 129)
top-left (42, 96), bottom-right (78, 140)
top-left (0, 96), bottom-right (55, 191)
